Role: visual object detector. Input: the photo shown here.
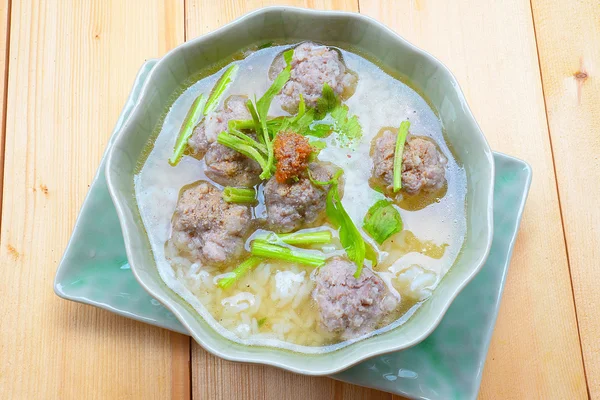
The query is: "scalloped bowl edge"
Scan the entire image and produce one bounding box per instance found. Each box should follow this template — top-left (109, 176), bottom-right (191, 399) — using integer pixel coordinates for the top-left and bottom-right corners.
top-left (105, 6), bottom-right (494, 375)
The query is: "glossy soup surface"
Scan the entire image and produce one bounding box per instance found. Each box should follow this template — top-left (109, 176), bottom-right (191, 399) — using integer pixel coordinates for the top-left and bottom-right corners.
top-left (134, 43), bottom-right (467, 353)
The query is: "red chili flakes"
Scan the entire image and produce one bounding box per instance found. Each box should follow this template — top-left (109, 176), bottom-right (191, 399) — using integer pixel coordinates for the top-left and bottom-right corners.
top-left (273, 131), bottom-right (313, 183)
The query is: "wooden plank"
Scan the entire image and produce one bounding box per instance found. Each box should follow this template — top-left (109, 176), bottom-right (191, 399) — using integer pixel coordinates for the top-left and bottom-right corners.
top-left (186, 2), bottom-right (406, 399)
top-left (185, 0), bottom-right (359, 38)
top-left (358, 1), bottom-right (589, 398)
top-left (0, 0), bottom-right (9, 222)
top-left (193, 349), bottom-right (401, 400)
top-left (0, 1), bottom-right (187, 399)
top-left (530, 0), bottom-right (600, 397)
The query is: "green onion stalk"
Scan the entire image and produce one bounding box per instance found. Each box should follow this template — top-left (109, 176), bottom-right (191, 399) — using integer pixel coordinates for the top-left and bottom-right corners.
top-left (250, 241), bottom-right (325, 267)
top-left (169, 64), bottom-right (240, 166)
top-left (258, 230), bottom-right (333, 246)
top-left (217, 256), bottom-right (263, 289)
top-left (222, 187), bottom-right (257, 204)
top-left (393, 120), bottom-right (411, 192)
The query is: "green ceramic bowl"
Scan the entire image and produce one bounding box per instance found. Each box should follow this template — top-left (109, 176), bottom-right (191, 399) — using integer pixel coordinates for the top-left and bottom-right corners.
top-left (105, 6), bottom-right (494, 375)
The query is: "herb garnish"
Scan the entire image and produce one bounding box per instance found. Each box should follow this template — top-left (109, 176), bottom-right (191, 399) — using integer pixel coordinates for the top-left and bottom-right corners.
top-left (217, 50), bottom-right (294, 180)
top-left (222, 187), bottom-right (257, 204)
top-left (314, 83), bottom-right (362, 144)
top-left (257, 230), bottom-right (332, 246)
top-left (217, 256), bottom-right (263, 289)
top-left (169, 64), bottom-right (240, 166)
top-left (168, 94), bottom-right (206, 166)
top-left (250, 241), bottom-right (325, 267)
top-left (393, 121), bottom-right (410, 192)
top-left (363, 200), bottom-right (403, 244)
top-left (231, 82), bottom-right (362, 144)
top-left (309, 169), bottom-right (368, 278)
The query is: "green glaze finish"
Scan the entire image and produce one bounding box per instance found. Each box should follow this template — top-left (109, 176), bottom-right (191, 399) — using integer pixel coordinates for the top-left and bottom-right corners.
top-left (54, 60), bottom-right (186, 333)
top-left (55, 58), bottom-right (531, 399)
top-left (335, 153), bottom-right (532, 399)
top-left (102, 7), bottom-right (496, 375)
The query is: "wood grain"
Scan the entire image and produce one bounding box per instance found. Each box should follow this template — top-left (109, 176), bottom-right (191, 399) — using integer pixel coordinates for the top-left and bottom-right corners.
top-left (185, 0), bottom-right (359, 38)
top-left (0, 0), bottom-right (596, 399)
top-left (186, 2), bottom-right (407, 399)
top-left (193, 349), bottom-right (403, 400)
top-left (359, 0), bottom-right (589, 398)
top-left (0, 0), bottom-right (9, 221)
top-left (530, 0), bottom-right (600, 397)
top-left (0, 1), bottom-right (187, 399)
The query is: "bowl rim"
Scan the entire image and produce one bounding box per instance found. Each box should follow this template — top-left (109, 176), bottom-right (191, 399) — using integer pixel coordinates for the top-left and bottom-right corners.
top-left (105, 5), bottom-right (495, 375)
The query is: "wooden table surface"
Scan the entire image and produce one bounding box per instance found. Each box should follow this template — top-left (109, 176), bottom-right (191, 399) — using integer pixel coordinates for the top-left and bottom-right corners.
top-left (0, 0), bottom-right (598, 399)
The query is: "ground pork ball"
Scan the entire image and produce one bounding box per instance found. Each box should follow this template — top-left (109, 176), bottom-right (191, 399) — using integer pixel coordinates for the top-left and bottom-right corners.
top-left (263, 162), bottom-right (337, 233)
top-left (170, 181), bottom-right (252, 265)
top-left (372, 129), bottom-right (447, 194)
top-left (270, 42), bottom-right (357, 113)
top-left (273, 131), bottom-right (313, 183)
top-left (313, 257), bottom-right (397, 340)
top-left (204, 142), bottom-right (262, 187)
top-left (187, 95), bottom-right (250, 158)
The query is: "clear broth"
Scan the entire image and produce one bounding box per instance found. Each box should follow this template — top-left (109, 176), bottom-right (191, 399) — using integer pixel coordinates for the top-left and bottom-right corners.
top-left (134, 43), bottom-right (467, 353)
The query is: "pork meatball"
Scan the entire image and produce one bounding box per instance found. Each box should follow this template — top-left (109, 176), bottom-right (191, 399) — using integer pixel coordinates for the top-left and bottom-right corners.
top-left (263, 162), bottom-right (337, 233)
top-left (204, 143), bottom-right (262, 187)
top-left (187, 95), bottom-right (251, 158)
top-left (372, 129), bottom-right (447, 194)
top-left (170, 181), bottom-right (252, 265)
top-left (313, 257), bottom-right (397, 340)
top-left (270, 42), bottom-right (357, 113)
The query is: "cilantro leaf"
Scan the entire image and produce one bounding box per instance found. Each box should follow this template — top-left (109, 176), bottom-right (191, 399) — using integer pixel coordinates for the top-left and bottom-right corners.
top-left (236, 48), bottom-right (293, 180)
top-left (245, 83), bottom-right (359, 145)
top-left (309, 140), bottom-right (327, 151)
top-left (365, 241), bottom-right (379, 265)
top-left (315, 83), bottom-right (339, 119)
top-left (363, 200), bottom-right (403, 244)
top-left (316, 83), bottom-right (362, 144)
top-left (310, 169), bottom-right (369, 277)
top-left (256, 49), bottom-right (293, 124)
top-left (333, 188), bottom-right (366, 276)
top-left (306, 123), bottom-right (334, 138)
top-left (330, 98), bottom-right (361, 141)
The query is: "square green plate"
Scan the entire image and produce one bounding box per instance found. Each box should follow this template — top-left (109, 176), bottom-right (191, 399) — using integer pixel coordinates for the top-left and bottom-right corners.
top-left (54, 60), bottom-right (532, 400)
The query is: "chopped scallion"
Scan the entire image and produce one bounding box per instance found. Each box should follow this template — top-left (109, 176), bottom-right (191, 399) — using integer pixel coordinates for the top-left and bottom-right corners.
top-left (228, 118), bottom-right (257, 131)
top-left (204, 64), bottom-right (240, 115)
top-left (245, 99), bottom-right (262, 139)
top-left (168, 94), bottom-right (206, 166)
top-left (309, 169), bottom-right (367, 277)
top-left (217, 256), bottom-right (263, 289)
top-left (227, 126), bottom-right (267, 154)
top-left (258, 230), bottom-right (332, 246)
top-left (255, 49), bottom-right (294, 179)
top-left (217, 131), bottom-right (270, 172)
top-left (250, 240), bottom-right (325, 267)
top-left (169, 64), bottom-right (240, 166)
top-left (393, 121), bottom-right (411, 192)
top-left (222, 187), bottom-right (257, 204)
